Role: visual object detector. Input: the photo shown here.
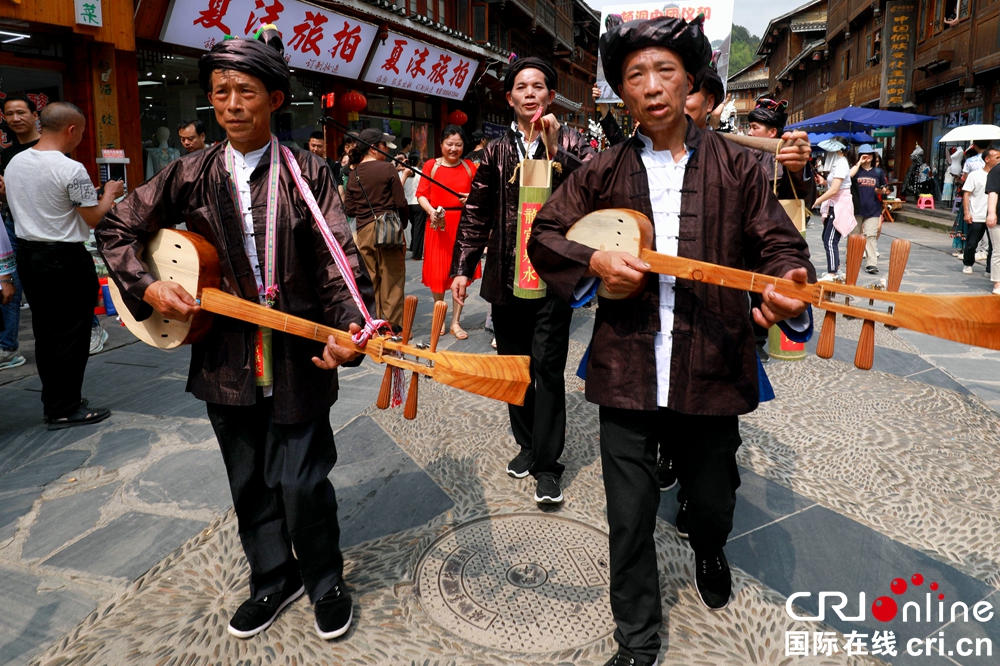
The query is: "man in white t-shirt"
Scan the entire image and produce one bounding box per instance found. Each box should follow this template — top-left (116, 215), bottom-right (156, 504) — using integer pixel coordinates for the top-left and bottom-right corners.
top-left (961, 148), bottom-right (999, 275)
top-left (5, 102), bottom-right (123, 428)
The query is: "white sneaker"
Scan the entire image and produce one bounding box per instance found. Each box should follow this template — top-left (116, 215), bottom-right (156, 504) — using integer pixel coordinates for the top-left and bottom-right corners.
top-left (994, 284), bottom-right (1000, 295)
top-left (976, 251), bottom-right (988, 261)
top-left (963, 266), bottom-right (974, 275)
top-left (818, 273), bottom-right (837, 282)
top-left (89, 326), bottom-right (108, 354)
top-left (0, 349), bottom-right (26, 371)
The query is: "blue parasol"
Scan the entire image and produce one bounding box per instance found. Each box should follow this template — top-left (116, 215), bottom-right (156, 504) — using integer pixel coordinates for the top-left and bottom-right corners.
top-left (787, 105), bottom-right (935, 133)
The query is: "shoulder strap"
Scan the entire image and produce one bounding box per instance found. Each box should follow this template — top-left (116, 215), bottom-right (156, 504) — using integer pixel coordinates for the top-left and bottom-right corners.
top-left (460, 159), bottom-right (472, 179)
top-left (429, 157), bottom-right (472, 181)
top-left (430, 157), bottom-right (444, 180)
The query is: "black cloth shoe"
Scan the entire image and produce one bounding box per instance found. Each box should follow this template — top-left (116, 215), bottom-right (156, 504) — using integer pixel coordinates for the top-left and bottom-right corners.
top-left (657, 457), bottom-right (677, 491)
top-left (506, 449), bottom-right (534, 478)
top-left (603, 649), bottom-right (658, 666)
top-left (756, 344), bottom-right (770, 363)
top-left (228, 579), bottom-right (305, 638)
top-left (865, 266), bottom-right (879, 274)
top-left (674, 499), bottom-right (689, 539)
top-left (314, 583), bottom-right (353, 640)
top-left (695, 549), bottom-right (732, 611)
top-left (534, 473), bottom-right (563, 504)
top-left (46, 405), bottom-right (111, 431)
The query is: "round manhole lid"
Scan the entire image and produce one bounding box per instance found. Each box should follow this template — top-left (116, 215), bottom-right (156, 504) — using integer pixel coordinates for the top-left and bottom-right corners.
top-left (416, 513), bottom-right (616, 653)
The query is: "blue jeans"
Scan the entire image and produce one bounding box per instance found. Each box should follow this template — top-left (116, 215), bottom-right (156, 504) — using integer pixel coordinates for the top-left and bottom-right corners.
top-left (0, 209), bottom-right (21, 351)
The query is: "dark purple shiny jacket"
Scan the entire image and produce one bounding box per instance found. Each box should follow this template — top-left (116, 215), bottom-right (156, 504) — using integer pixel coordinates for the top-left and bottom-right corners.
top-left (529, 121), bottom-right (815, 415)
top-left (97, 142), bottom-right (374, 424)
top-left (451, 126), bottom-right (597, 304)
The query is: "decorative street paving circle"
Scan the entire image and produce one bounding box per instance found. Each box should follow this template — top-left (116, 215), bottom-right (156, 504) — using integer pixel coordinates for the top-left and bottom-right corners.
top-left (416, 513), bottom-right (616, 653)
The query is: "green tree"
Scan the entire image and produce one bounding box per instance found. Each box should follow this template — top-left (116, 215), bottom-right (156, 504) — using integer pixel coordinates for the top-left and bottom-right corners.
top-left (728, 24), bottom-right (761, 75)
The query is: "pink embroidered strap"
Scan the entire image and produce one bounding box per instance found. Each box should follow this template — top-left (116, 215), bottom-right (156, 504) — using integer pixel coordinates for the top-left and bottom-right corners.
top-left (280, 146), bottom-right (391, 347)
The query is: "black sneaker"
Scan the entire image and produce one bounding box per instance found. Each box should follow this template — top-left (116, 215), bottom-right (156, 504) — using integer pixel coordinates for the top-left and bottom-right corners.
top-left (534, 473), bottom-right (563, 504)
top-left (506, 449), bottom-right (534, 478)
top-left (674, 499), bottom-right (689, 539)
top-left (756, 344), bottom-right (770, 363)
top-left (314, 583), bottom-right (353, 640)
top-left (603, 649), bottom-right (658, 666)
top-left (657, 457), bottom-right (677, 491)
top-left (695, 549), bottom-right (732, 611)
top-left (228, 579), bottom-right (305, 638)
top-left (865, 266), bottom-right (879, 274)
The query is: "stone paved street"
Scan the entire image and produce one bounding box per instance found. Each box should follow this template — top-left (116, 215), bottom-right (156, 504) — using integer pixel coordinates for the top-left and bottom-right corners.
top-left (1, 219), bottom-right (999, 666)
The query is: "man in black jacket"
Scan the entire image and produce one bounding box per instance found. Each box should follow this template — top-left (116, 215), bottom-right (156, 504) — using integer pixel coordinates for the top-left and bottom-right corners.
top-left (451, 57), bottom-right (595, 505)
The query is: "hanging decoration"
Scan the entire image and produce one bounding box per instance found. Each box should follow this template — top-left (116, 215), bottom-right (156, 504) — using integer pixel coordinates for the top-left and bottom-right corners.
top-left (341, 91), bottom-right (367, 121)
top-left (448, 109), bottom-right (468, 126)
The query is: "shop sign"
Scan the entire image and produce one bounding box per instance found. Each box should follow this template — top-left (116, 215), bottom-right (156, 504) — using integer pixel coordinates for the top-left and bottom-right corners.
top-left (75, 0), bottom-right (103, 26)
top-left (880, 0), bottom-right (916, 108)
top-left (362, 32), bottom-right (475, 101)
top-left (594, 0), bottom-right (735, 103)
top-left (161, 0), bottom-right (378, 81)
top-left (483, 122), bottom-right (507, 140)
top-left (872, 128), bottom-right (896, 137)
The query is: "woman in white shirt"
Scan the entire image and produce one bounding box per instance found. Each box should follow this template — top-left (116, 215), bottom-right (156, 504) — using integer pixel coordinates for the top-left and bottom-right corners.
top-left (812, 138), bottom-right (856, 280)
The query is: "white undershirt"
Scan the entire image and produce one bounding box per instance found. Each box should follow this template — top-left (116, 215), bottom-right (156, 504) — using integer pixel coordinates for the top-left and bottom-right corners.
top-left (230, 144), bottom-right (272, 397)
top-left (636, 132), bottom-right (687, 408)
top-left (511, 121), bottom-right (542, 160)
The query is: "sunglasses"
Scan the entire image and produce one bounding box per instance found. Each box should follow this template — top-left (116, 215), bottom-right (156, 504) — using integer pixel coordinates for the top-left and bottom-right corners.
top-left (756, 98), bottom-right (789, 112)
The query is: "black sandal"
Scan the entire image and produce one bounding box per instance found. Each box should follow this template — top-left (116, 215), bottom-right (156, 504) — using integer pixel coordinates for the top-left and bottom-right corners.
top-left (46, 406), bottom-right (111, 431)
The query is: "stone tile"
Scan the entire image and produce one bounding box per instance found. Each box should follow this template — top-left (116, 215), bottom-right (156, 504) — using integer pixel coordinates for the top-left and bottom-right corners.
top-left (895, 330), bottom-right (978, 356)
top-left (924, 358), bottom-right (1000, 384)
top-left (22, 485), bottom-right (116, 560)
top-left (129, 450), bottom-right (230, 513)
top-left (910, 368), bottom-right (972, 395)
top-left (0, 491), bottom-right (37, 543)
top-left (0, 450), bottom-right (90, 495)
top-left (658, 467), bottom-right (815, 540)
top-left (962, 382), bottom-right (1000, 405)
top-left (333, 415), bottom-right (404, 466)
top-left (871, 347), bottom-right (936, 378)
top-left (0, 417), bottom-right (96, 477)
top-left (726, 505), bottom-right (994, 648)
top-left (42, 512), bottom-right (206, 580)
top-left (0, 564), bottom-right (98, 666)
top-left (175, 421), bottom-right (215, 445)
top-left (89, 428), bottom-right (159, 471)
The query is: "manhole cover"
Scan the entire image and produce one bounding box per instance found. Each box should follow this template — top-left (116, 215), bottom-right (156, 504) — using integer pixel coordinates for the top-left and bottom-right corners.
top-left (416, 514), bottom-right (616, 653)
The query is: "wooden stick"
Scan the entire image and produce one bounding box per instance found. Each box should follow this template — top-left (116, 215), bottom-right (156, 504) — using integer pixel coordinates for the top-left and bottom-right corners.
top-left (430, 301), bottom-right (447, 353)
top-left (637, 250), bottom-right (1000, 351)
top-left (850, 234), bottom-right (880, 370)
top-left (817, 234), bottom-right (863, 358)
top-left (377, 296), bottom-right (417, 410)
top-left (718, 132), bottom-right (783, 153)
top-left (198, 289), bottom-right (531, 404)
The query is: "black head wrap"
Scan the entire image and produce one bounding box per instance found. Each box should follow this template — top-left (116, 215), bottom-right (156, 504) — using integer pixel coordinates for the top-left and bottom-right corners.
top-left (503, 57), bottom-right (558, 95)
top-left (198, 26), bottom-right (291, 109)
top-left (599, 16), bottom-right (712, 95)
top-left (747, 106), bottom-right (787, 132)
top-left (693, 66), bottom-right (724, 107)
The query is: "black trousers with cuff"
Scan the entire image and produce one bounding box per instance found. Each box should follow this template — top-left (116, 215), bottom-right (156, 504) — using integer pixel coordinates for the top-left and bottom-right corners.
top-left (207, 397), bottom-right (344, 604)
top-left (599, 406), bottom-right (742, 660)
top-left (492, 293), bottom-right (572, 479)
top-left (16, 240), bottom-right (97, 418)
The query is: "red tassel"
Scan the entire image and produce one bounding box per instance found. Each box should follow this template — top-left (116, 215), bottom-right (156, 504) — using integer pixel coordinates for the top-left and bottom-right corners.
top-left (390, 366), bottom-right (406, 408)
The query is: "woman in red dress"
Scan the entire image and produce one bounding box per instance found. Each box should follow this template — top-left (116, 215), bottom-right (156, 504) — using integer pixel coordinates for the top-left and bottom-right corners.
top-left (417, 125), bottom-right (480, 339)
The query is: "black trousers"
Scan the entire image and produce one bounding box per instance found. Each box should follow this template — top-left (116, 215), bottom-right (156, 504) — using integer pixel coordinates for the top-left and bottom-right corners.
top-left (964, 222), bottom-right (993, 269)
top-left (207, 398), bottom-right (344, 604)
top-left (492, 293), bottom-right (572, 478)
top-left (408, 204), bottom-right (426, 259)
top-left (599, 406), bottom-right (742, 659)
top-left (16, 240), bottom-right (97, 418)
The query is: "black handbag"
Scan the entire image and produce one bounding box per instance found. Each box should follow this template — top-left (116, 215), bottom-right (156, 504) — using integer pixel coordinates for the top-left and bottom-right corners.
top-left (355, 167), bottom-right (404, 248)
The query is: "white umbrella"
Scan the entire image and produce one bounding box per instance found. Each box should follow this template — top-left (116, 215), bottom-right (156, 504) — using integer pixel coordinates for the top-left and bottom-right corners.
top-left (938, 124), bottom-right (1000, 143)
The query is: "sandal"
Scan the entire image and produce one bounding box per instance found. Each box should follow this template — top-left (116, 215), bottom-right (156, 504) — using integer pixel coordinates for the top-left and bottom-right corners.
top-left (47, 406), bottom-right (111, 431)
top-left (450, 324), bottom-right (469, 340)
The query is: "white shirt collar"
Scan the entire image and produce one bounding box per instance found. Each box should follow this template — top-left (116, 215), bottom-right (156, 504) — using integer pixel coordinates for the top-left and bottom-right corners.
top-left (635, 130), bottom-right (690, 166)
top-left (231, 143), bottom-right (269, 170)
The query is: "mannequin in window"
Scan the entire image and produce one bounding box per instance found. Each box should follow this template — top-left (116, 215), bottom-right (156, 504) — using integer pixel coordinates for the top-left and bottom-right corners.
top-left (145, 126), bottom-right (180, 180)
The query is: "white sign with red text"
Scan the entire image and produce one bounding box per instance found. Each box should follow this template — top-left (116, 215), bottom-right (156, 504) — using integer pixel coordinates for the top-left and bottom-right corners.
top-left (161, 0), bottom-right (378, 81)
top-left (362, 32), bottom-right (475, 101)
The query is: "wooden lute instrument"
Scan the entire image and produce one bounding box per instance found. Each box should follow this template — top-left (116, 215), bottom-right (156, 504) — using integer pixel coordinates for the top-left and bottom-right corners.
top-left (567, 209), bottom-right (1000, 368)
top-left (107, 229), bottom-right (531, 408)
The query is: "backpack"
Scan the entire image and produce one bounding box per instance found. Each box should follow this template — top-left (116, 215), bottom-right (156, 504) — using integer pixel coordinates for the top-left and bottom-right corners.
top-left (430, 158), bottom-right (472, 181)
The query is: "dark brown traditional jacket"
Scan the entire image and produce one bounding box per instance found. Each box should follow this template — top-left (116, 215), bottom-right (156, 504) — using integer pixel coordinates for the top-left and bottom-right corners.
top-left (97, 141), bottom-right (375, 424)
top-left (451, 126), bottom-right (597, 305)
top-left (529, 120), bottom-right (815, 415)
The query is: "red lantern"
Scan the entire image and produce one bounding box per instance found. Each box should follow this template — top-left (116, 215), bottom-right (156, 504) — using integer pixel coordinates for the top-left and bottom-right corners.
top-left (341, 91), bottom-right (367, 114)
top-left (448, 109), bottom-right (468, 126)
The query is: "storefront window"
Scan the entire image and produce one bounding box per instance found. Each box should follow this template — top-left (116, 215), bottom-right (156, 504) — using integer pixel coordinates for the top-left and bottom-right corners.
top-left (0, 66), bottom-right (63, 148)
top-left (393, 98), bottom-right (413, 117)
top-left (416, 101), bottom-right (433, 119)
